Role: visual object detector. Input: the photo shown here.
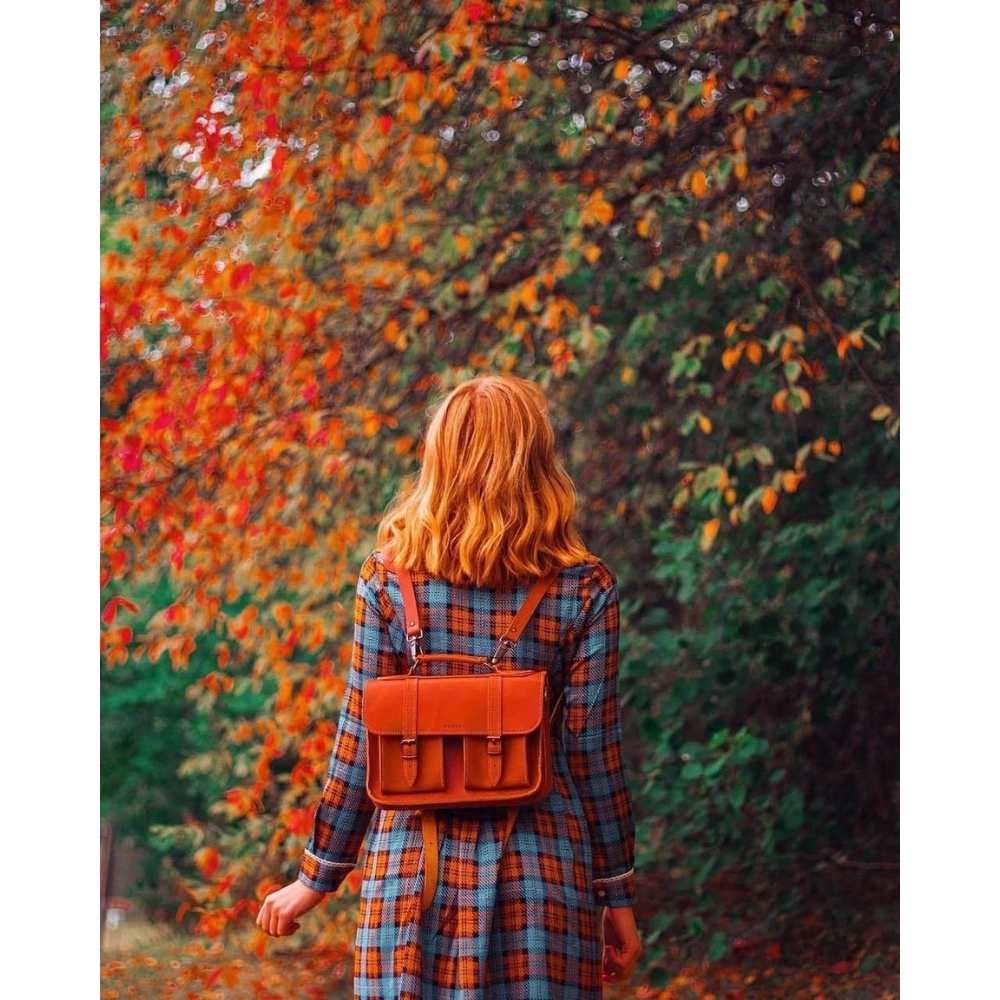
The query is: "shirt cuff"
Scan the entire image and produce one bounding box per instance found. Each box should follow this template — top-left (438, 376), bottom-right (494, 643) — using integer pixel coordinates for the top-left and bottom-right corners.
top-left (593, 868), bottom-right (636, 908)
top-left (297, 849), bottom-right (356, 894)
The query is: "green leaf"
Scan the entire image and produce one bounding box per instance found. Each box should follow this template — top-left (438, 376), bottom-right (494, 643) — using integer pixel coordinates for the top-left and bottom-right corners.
top-left (706, 929), bottom-right (728, 961)
top-left (681, 760), bottom-right (705, 780)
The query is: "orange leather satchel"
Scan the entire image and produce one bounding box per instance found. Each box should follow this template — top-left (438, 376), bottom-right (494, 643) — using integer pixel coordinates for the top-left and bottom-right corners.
top-left (363, 560), bottom-right (560, 913)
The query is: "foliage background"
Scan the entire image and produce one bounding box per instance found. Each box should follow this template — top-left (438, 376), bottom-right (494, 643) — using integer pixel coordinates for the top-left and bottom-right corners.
top-left (100, 0), bottom-right (899, 986)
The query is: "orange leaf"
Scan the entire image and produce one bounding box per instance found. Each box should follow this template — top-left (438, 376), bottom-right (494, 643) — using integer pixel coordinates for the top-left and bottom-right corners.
top-left (691, 170), bottom-right (708, 198)
top-left (722, 344), bottom-right (743, 370)
top-left (701, 518), bottom-right (721, 551)
top-left (761, 487), bottom-right (779, 514)
top-left (194, 846), bottom-right (220, 879)
top-left (782, 471), bottom-right (805, 493)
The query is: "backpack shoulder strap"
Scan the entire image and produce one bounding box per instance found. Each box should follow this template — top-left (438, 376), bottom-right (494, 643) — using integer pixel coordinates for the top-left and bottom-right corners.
top-left (488, 569), bottom-right (559, 666)
top-left (382, 551), bottom-right (559, 667)
top-left (382, 552), bottom-right (423, 663)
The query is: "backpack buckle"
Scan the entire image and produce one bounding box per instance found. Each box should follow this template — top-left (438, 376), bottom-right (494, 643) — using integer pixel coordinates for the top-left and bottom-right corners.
top-left (407, 631), bottom-right (423, 666)
top-left (488, 636), bottom-right (514, 666)
top-left (400, 737), bottom-right (418, 759)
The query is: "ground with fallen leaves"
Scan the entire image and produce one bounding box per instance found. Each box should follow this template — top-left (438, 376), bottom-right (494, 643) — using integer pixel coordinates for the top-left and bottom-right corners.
top-left (101, 916), bottom-right (898, 999)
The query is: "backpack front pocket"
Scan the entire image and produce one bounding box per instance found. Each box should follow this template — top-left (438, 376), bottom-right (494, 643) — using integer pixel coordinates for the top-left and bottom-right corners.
top-left (378, 734), bottom-right (446, 792)
top-left (463, 734), bottom-right (529, 790)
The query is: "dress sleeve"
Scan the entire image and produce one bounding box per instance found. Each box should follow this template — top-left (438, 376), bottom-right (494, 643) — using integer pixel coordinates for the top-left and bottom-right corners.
top-left (562, 564), bottom-right (637, 908)
top-left (297, 552), bottom-right (395, 893)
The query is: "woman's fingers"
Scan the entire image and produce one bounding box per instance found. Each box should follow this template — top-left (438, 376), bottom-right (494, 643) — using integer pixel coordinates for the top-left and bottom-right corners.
top-left (603, 938), bottom-right (641, 982)
top-left (255, 882), bottom-right (318, 937)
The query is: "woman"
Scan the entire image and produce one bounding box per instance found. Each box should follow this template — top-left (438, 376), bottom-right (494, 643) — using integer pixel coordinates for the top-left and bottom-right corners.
top-left (257, 374), bottom-right (642, 997)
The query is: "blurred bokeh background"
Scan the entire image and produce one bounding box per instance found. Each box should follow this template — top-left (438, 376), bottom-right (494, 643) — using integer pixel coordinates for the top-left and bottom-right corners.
top-left (101, 0), bottom-right (899, 995)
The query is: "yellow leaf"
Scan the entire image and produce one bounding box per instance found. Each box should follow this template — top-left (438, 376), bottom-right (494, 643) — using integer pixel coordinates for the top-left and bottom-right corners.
top-left (782, 471), bottom-right (805, 493)
top-left (823, 238), bottom-right (842, 262)
top-left (848, 181), bottom-right (866, 205)
top-left (583, 244), bottom-right (602, 264)
top-left (621, 366), bottom-right (636, 385)
top-left (647, 267), bottom-right (664, 290)
top-left (613, 59), bottom-right (631, 81)
top-left (520, 282), bottom-right (538, 310)
top-left (701, 518), bottom-right (721, 551)
top-left (714, 252), bottom-right (729, 279)
top-left (734, 159), bottom-right (748, 181)
top-left (636, 216), bottom-right (652, 238)
top-left (870, 404), bottom-right (892, 421)
top-left (691, 170), bottom-right (708, 198)
top-left (698, 414), bottom-right (713, 434)
top-left (454, 233), bottom-right (472, 257)
top-left (724, 488), bottom-right (737, 505)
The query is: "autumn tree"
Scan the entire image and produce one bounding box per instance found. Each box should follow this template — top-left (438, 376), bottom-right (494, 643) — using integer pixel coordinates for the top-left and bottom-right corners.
top-left (101, 0), bottom-right (899, 965)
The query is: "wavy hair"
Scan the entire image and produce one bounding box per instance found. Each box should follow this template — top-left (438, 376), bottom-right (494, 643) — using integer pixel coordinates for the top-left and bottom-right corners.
top-left (376, 375), bottom-right (594, 587)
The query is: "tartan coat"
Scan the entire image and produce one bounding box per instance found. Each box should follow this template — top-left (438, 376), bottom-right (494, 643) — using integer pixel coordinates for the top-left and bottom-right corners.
top-left (298, 548), bottom-right (637, 999)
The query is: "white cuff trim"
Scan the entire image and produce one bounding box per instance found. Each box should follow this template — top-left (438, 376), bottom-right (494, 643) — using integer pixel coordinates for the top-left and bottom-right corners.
top-left (303, 849), bottom-right (356, 869)
top-left (593, 867), bottom-right (634, 884)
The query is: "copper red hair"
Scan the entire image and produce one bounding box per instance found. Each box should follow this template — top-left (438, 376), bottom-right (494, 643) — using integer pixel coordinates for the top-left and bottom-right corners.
top-left (376, 375), bottom-right (593, 587)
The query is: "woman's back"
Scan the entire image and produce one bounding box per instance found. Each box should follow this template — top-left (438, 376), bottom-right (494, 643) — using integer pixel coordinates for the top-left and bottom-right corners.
top-left (259, 375), bottom-right (640, 997)
top-left (298, 549), bottom-right (635, 997)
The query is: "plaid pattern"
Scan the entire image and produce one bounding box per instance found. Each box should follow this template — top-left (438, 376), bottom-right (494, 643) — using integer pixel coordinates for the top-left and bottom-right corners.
top-left (298, 549), bottom-right (637, 998)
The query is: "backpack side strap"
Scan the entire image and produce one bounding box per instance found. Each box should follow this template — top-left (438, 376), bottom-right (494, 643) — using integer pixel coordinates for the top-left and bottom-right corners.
top-left (419, 806), bottom-right (518, 914)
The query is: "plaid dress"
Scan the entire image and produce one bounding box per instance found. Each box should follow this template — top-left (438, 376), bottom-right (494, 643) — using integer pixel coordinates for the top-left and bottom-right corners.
top-left (298, 549), bottom-right (637, 999)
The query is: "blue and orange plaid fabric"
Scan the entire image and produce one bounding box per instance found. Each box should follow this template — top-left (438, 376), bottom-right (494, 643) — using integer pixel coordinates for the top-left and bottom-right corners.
top-left (298, 549), bottom-right (637, 998)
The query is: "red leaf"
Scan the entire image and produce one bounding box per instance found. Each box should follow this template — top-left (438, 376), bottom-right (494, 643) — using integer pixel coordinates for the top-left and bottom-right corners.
top-left (102, 596), bottom-right (139, 624)
top-left (230, 263), bottom-right (254, 290)
top-left (831, 960), bottom-right (853, 975)
top-left (378, 114), bottom-right (393, 135)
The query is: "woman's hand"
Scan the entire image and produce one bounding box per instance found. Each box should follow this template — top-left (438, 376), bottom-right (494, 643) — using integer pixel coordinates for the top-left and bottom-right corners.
top-left (601, 905), bottom-right (642, 984)
top-left (255, 880), bottom-right (326, 937)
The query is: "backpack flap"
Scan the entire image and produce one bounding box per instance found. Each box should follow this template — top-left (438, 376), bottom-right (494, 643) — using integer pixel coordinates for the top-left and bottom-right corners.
top-left (362, 670), bottom-right (551, 808)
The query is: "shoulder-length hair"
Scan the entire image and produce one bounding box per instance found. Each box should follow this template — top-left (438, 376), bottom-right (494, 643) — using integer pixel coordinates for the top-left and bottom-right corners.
top-left (376, 374), bottom-right (594, 587)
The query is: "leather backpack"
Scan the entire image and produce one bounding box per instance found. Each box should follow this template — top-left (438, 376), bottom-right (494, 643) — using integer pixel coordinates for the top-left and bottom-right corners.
top-left (363, 558), bottom-right (561, 913)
